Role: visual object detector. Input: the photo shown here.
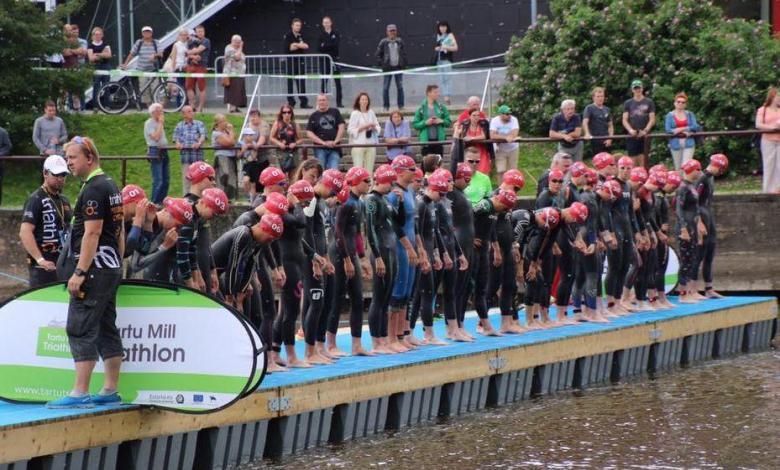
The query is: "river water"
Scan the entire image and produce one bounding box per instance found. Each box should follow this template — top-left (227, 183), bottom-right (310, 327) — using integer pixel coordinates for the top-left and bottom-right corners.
top-left (250, 352), bottom-right (779, 469)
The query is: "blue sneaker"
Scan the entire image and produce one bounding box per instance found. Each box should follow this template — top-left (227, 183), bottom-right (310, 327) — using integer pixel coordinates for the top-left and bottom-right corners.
top-left (46, 394), bottom-right (95, 409)
top-left (91, 392), bottom-right (122, 406)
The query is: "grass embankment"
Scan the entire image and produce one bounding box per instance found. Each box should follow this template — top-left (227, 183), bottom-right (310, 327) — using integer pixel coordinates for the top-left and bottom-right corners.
top-left (1, 114), bottom-right (762, 207)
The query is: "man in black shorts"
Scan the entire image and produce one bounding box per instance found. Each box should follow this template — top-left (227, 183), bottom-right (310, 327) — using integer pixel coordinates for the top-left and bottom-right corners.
top-left (20, 155), bottom-right (72, 287)
top-left (622, 80), bottom-right (656, 168)
top-left (47, 136), bottom-right (124, 409)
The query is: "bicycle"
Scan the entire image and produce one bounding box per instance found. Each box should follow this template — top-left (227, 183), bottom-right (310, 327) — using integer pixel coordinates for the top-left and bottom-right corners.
top-left (96, 73), bottom-right (186, 115)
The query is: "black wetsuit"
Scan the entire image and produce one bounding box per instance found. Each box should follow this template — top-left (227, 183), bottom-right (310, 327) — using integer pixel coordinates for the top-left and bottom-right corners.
top-left (364, 190), bottom-right (405, 338)
top-left (607, 178), bottom-right (640, 300)
top-left (302, 196), bottom-right (329, 346)
top-left (273, 204), bottom-right (313, 346)
top-left (653, 191), bottom-right (670, 293)
top-left (636, 186), bottom-right (659, 302)
top-left (695, 171), bottom-right (717, 285)
top-left (554, 183), bottom-right (579, 308)
top-left (572, 188), bottom-right (600, 311)
top-left (435, 196), bottom-right (463, 322)
top-left (534, 189), bottom-right (562, 309)
top-left (212, 225), bottom-right (262, 297)
top-left (131, 220), bottom-right (178, 283)
top-left (517, 211), bottom-right (560, 307)
top-left (469, 197), bottom-right (498, 319)
top-left (449, 187), bottom-right (475, 326)
top-left (409, 194), bottom-right (443, 329)
top-left (675, 180), bottom-right (700, 286)
top-left (488, 188), bottom-right (519, 318)
top-left (329, 192), bottom-right (366, 338)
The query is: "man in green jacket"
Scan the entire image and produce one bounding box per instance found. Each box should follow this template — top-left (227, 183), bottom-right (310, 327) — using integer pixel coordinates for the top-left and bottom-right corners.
top-left (412, 85), bottom-right (451, 156)
top-left (463, 147), bottom-right (492, 205)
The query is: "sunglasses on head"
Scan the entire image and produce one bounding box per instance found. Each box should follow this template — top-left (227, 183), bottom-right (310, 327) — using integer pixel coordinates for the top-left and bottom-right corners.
top-left (72, 136), bottom-right (85, 145)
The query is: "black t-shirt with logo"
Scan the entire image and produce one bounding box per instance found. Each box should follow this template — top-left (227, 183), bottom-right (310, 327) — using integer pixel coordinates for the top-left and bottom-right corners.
top-left (307, 107), bottom-right (344, 142)
top-left (71, 173), bottom-right (123, 269)
top-left (22, 187), bottom-right (72, 264)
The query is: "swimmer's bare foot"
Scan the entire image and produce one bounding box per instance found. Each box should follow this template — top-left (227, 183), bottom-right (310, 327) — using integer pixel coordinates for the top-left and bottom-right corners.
top-left (705, 289), bottom-right (724, 299)
top-left (267, 362), bottom-right (289, 373)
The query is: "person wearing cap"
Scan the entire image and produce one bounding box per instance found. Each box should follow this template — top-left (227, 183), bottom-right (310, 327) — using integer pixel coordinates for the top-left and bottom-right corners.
top-left (120, 185), bottom-right (156, 267)
top-left (376, 24), bottom-right (407, 111)
top-left (489, 105), bottom-right (520, 180)
top-left (328, 167), bottom-right (373, 356)
top-left (177, 163), bottom-right (217, 293)
top-left (46, 136), bottom-right (124, 409)
top-left (385, 156), bottom-right (420, 351)
top-left (549, 99), bottom-right (583, 162)
top-left (692, 154), bottom-right (728, 299)
top-left (144, 103), bottom-right (170, 204)
top-left (622, 79), bottom-right (656, 168)
top-left (173, 106), bottom-right (207, 195)
top-left (130, 197), bottom-right (194, 283)
top-left (583, 87), bottom-right (614, 158)
top-left (20, 155), bottom-right (73, 287)
top-left (364, 164), bottom-right (406, 353)
top-left (676, 159), bottom-right (703, 303)
top-left (121, 26), bottom-right (162, 106)
top-left (33, 101), bottom-right (68, 156)
top-left (413, 84), bottom-right (451, 157)
top-left (283, 18), bottom-right (310, 109)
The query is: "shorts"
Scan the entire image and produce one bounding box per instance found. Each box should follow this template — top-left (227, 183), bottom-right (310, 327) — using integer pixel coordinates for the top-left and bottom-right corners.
top-left (494, 147), bottom-right (519, 173)
top-left (66, 268), bottom-right (123, 362)
top-left (185, 65), bottom-right (207, 92)
top-left (242, 160), bottom-right (267, 193)
top-left (626, 138), bottom-right (645, 156)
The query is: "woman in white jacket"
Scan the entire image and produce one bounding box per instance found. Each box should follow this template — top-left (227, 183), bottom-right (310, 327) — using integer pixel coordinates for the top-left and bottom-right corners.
top-left (348, 92), bottom-right (381, 174)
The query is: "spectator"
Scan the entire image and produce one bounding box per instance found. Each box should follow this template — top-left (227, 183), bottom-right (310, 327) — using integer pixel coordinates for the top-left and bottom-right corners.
top-left (121, 26), bottom-right (163, 106)
top-left (212, 114), bottom-right (238, 200)
top-left (489, 104), bottom-right (520, 179)
top-left (239, 128), bottom-right (261, 201)
top-left (384, 110), bottom-right (413, 161)
top-left (583, 86), bottom-right (614, 157)
top-left (307, 94), bottom-right (345, 170)
top-left (284, 18), bottom-right (310, 109)
top-left (755, 87), bottom-right (780, 193)
top-left (434, 21), bottom-right (458, 106)
top-left (536, 151), bottom-right (573, 196)
top-left (413, 84), bottom-right (451, 156)
top-left (422, 153), bottom-right (443, 175)
top-left (33, 101), bottom-right (68, 156)
top-left (19, 155), bottom-right (72, 287)
top-left (172, 105), bottom-right (207, 195)
top-left (246, 109), bottom-right (272, 167)
top-left (270, 105), bottom-right (304, 175)
top-left (453, 95), bottom-right (485, 135)
top-left (166, 29), bottom-right (190, 106)
top-left (87, 27), bottom-right (112, 112)
top-left (0, 125), bottom-right (12, 206)
top-left (664, 92), bottom-right (701, 170)
top-left (223, 34), bottom-right (247, 113)
top-left (458, 108), bottom-right (493, 175)
top-left (186, 25), bottom-right (211, 112)
top-left (376, 24), bottom-right (407, 111)
top-left (622, 79), bottom-right (656, 168)
top-left (348, 92), bottom-right (381, 174)
top-left (549, 99), bottom-right (583, 161)
top-left (62, 24), bottom-right (88, 111)
top-left (318, 16), bottom-right (343, 108)
top-left (144, 103), bottom-right (170, 204)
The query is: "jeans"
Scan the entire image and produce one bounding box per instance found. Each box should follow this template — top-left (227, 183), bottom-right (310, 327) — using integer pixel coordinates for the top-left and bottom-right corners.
top-left (437, 60), bottom-right (452, 98)
top-left (149, 156), bottom-right (170, 204)
top-left (382, 72), bottom-right (404, 110)
top-left (315, 148), bottom-right (341, 170)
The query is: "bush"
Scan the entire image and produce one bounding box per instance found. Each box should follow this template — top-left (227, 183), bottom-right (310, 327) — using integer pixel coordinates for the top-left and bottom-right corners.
top-left (501, 0), bottom-right (780, 173)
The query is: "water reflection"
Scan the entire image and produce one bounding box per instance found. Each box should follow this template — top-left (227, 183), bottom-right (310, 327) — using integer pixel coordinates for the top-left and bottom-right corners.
top-left (249, 352), bottom-right (779, 469)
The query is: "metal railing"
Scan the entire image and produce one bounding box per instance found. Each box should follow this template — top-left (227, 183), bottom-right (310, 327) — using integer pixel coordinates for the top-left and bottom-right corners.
top-left (1, 128), bottom-right (771, 191)
top-left (213, 54), bottom-right (335, 99)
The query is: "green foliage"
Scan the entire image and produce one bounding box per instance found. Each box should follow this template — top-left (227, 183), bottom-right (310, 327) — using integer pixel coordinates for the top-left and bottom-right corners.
top-left (501, 0), bottom-right (780, 173)
top-left (0, 0), bottom-right (91, 153)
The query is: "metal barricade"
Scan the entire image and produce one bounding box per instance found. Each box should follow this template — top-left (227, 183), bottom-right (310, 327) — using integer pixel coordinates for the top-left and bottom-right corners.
top-left (213, 54), bottom-right (335, 100)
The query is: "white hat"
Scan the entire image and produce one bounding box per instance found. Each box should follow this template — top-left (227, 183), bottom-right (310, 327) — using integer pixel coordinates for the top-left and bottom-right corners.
top-left (141, 26), bottom-right (153, 33)
top-left (43, 155), bottom-right (69, 175)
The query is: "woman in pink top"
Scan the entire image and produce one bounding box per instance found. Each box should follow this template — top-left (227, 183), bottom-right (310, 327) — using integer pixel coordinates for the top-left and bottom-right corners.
top-left (755, 87), bottom-right (780, 193)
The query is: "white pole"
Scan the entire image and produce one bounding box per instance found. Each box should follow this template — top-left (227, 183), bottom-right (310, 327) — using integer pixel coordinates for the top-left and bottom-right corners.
top-left (480, 68), bottom-right (492, 112)
top-left (531, 0), bottom-right (538, 25)
top-left (241, 76), bottom-right (262, 133)
top-left (116, 0), bottom-right (124, 62)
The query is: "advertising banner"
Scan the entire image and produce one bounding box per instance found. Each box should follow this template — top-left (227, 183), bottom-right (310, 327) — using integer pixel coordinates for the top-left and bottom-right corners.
top-left (0, 281), bottom-right (265, 413)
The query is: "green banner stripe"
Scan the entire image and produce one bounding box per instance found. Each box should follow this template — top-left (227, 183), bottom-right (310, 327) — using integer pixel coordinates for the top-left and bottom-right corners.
top-left (17, 284), bottom-right (221, 308)
top-left (0, 364), bottom-right (248, 403)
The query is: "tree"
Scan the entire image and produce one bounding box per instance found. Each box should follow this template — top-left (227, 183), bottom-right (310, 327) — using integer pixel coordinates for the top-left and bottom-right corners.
top-left (501, 0), bottom-right (780, 172)
top-left (0, 0), bottom-right (89, 153)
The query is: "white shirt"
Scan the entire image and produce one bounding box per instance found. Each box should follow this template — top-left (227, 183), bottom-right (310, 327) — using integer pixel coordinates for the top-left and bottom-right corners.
top-left (490, 115), bottom-right (519, 152)
top-left (173, 40), bottom-right (188, 69)
top-left (347, 109), bottom-right (381, 144)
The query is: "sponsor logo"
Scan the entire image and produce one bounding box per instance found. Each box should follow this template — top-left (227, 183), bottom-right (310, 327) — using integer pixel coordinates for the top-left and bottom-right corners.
top-left (193, 394), bottom-right (203, 403)
top-left (176, 394), bottom-right (184, 404)
top-left (36, 326), bottom-right (71, 359)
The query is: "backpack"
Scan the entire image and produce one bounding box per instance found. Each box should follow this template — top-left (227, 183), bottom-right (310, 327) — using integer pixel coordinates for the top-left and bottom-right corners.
top-left (132, 39), bottom-right (161, 71)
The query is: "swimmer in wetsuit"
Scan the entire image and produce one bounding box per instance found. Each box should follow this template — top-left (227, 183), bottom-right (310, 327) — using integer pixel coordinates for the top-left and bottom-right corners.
top-left (654, 169), bottom-right (680, 309)
top-left (693, 153), bottom-right (729, 299)
top-left (449, 163), bottom-right (476, 341)
top-left (676, 159), bottom-right (704, 303)
top-left (130, 198), bottom-right (194, 282)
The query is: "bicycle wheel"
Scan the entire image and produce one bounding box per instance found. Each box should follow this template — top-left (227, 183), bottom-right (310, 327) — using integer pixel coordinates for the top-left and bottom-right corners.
top-left (97, 82), bottom-right (131, 114)
top-left (153, 81), bottom-right (186, 113)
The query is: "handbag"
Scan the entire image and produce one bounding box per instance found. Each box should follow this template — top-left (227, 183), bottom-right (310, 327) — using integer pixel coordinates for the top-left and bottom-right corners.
top-left (221, 76), bottom-right (231, 87)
